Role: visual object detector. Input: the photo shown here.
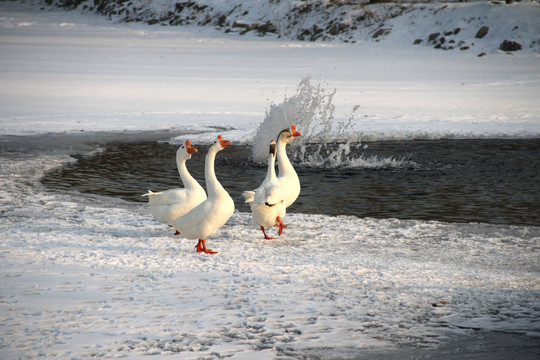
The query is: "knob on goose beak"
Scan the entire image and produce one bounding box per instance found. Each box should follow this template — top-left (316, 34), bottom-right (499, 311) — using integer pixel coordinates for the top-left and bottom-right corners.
top-left (218, 135), bottom-right (232, 148)
top-left (291, 125), bottom-right (302, 137)
top-left (186, 140), bottom-right (198, 155)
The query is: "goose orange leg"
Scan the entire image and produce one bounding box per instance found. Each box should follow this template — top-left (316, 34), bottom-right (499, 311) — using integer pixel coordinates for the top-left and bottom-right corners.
top-left (195, 239), bottom-right (218, 254)
top-left (275, 216), bottom-right (285, 236)
top-left (261, 226), bottom-right (274, 240)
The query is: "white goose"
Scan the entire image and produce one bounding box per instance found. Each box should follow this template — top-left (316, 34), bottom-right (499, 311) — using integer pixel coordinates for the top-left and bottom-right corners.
top-left (142, 140), bottom-right (206, 234)
top-left (170, 135), bottom-right (234, 254)
top-left (276, 125), bottom-right (302, 208)
top-left (242, 140), bottom-right (286, 240)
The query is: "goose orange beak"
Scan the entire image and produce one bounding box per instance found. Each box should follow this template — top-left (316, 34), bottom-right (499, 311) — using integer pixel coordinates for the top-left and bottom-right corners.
top-left (218, 135), bottom-right (232, 148)
top-left (186, 140), bottom-right (198, 155)
top-left (291, 125), bottom-right (302, 137)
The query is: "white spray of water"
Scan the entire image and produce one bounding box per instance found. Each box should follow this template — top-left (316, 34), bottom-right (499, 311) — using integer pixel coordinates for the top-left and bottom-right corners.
top-left (252, 76), bottom-right (332, 162)
top-left (298, 143), bottom-right (411, 169)
top-left (252, 77), bottom-right (410, 169)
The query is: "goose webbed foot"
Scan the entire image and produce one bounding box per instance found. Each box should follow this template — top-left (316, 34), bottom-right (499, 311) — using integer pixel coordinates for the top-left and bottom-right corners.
top-left (261, 226), bottom-right (274, 240)
top-left (195, 239), bottom-right (218, 254)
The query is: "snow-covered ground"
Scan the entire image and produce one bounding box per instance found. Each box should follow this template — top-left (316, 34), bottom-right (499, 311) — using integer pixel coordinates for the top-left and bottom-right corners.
top-left (2, 1), bottom-right (540, 138)
top-left (1, 2), bottom-right (539, 359)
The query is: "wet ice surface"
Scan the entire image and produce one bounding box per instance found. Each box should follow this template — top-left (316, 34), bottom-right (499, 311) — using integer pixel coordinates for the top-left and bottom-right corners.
top-left (1, 132), bottom-right (539, 359)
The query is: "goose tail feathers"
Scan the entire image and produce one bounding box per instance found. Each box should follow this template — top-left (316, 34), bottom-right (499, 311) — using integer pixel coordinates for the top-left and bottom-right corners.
top-left (141, 190), bottom-right (162, 198)
top-left (242, 191), bottom-right (255, 203)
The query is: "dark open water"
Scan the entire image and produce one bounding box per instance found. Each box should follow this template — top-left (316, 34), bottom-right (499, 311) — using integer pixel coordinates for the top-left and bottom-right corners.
top-left (40, 138), bottom-right (540, 226)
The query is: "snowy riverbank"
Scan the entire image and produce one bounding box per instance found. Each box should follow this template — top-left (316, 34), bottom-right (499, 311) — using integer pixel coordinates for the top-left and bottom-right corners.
top-left (24, 0), bottom-right (540, 55)
top-left (1, 132), bottom-right (539, 359)
top-left (1, 2), bottom-right (539, 358)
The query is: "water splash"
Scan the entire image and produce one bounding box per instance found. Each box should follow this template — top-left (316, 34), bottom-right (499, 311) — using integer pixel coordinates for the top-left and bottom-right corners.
top-left (297, 143), bottom-right (413, 169)
top-left (252, 76), bottom-right (408, 169)
top-left (252, 76), bottom-right (361, 162)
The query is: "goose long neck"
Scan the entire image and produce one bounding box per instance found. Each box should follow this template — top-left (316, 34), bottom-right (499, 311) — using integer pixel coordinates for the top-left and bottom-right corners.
top-left (265, 153), bottom-right (277, 182)
top-left (276, 137), bottom-right (295, 177)
top-left (205, 149), bottom-right (224, 198)
top-left (177, 158), bottom-right (198, 189)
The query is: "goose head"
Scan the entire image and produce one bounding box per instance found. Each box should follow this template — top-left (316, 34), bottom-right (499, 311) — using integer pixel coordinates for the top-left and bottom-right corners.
top-left (177, 140), bottom-right (198, 161)
top-left (269, 139), bottom-right (277, 157)
top-left (210, 135), bottom-right (232, 153)
top-left (278, 125), bottom-right (302, 144)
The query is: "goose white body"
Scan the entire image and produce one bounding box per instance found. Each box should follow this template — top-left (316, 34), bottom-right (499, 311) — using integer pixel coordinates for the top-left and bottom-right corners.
top-left (142, 141), bottom-right (206, 225)
top-left (276, 126), bottom-right (302, 208)
top-left (171, 136), bottom-right (234, 253)
top-left (243, 141), bottom-right (286, 238)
